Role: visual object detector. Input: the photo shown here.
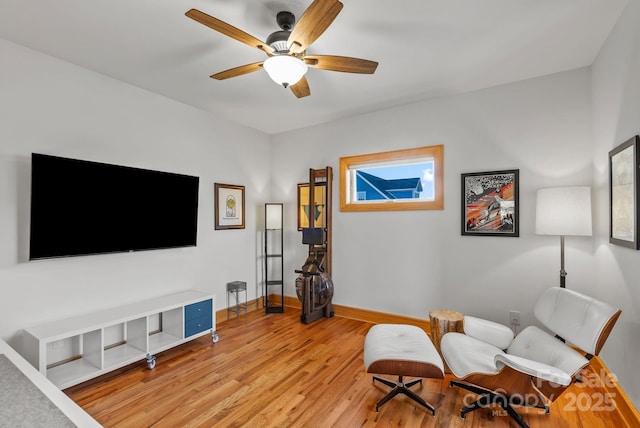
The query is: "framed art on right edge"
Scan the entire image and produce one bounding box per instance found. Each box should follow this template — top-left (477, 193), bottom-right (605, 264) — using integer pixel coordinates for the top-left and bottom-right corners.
top-left (609, 135), bottom-right (640, 249)
top-left (461, 169), bottom-right (519, 237)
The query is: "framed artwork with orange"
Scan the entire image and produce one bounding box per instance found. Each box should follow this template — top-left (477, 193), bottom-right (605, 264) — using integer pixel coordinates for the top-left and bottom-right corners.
top-left (461, 169), bottom-right (519, 237)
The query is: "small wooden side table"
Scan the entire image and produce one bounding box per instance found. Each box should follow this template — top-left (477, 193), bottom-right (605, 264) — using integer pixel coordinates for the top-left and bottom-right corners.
top-left (429, 310), bottom-right (464, 373)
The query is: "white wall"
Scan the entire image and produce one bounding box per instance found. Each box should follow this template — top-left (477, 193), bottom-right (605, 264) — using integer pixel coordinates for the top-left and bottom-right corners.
top-left (273, 34), bottom-right (640, 404)
top-left (274, 61), bottom-right (640, 405)
top-left (272, 67), bottom-right (594, 324)
top-left (592, 0), bottom-right (640, 406)
top-left (0, 39), bottom-right (271, 349)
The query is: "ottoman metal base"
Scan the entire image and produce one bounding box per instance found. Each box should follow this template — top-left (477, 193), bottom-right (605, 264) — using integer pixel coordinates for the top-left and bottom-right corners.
top-left (372, 375), bottom-right (434, 414)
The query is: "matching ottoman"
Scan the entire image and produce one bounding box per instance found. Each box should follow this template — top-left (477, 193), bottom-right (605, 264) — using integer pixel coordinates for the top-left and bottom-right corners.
top-left (364, 324), bottom-right (444, 414)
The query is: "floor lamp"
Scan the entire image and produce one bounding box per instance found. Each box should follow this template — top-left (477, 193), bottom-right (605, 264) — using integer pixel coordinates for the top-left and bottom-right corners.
top-left (535, 187), bottom-right (592, 288)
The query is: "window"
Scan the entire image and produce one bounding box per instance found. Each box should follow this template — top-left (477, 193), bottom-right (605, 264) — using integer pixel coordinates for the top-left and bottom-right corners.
top-left (339, 145), bottom-right (444, 211)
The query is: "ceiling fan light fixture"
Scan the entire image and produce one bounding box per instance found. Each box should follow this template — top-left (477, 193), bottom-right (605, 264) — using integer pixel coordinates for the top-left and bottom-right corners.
top-left (263, 55), bottom-right (308, 88)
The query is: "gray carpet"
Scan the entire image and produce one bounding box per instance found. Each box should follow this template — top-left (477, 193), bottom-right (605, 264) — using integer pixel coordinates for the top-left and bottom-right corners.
top-left (0, 354), bottom-right (76, 428)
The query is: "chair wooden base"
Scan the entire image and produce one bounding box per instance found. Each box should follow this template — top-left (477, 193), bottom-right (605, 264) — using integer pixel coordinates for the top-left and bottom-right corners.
top-left (450, 380), bottom-right (549, 428)
top-left (372, 375), bottom-right (435, 415)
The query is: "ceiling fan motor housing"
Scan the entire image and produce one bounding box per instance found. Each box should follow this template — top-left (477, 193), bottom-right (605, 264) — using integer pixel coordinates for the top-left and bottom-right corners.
top-left (266, 30), bottom-right (291, 53)
top-left (267, 11), bottom-right (295, 53)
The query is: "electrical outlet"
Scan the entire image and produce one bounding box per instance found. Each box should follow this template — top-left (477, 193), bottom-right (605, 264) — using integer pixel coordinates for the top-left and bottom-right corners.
top-left (509, 310), bottom-right (520, 325)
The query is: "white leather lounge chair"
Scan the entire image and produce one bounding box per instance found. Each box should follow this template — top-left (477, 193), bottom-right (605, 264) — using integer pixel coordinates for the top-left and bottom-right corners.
top-left (440, 287), bottom-right (621, 428)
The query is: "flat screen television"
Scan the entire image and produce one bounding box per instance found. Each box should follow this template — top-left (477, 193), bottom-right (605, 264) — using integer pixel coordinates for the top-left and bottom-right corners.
top-left (29, 153), bottom-right (199, 260)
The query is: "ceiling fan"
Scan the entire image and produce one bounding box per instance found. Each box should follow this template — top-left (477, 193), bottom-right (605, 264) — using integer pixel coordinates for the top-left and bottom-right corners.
top-left (185, 0), bottom-right (378, 98)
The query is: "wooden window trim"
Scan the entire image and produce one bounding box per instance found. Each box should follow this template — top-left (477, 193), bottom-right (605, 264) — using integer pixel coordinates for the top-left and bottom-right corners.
top-left (339, 145), bottom-right (444, 212)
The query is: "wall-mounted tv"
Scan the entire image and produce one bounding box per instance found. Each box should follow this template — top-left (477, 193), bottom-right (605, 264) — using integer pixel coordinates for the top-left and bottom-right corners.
top-left (29, 153), bottom-right (199, 260)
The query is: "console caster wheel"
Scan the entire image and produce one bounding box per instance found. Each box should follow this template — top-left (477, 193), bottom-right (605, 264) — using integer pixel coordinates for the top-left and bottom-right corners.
top-left (146, 354), bottom-right (156, 369)
top-left (212, 331), bottom-right (220, 343)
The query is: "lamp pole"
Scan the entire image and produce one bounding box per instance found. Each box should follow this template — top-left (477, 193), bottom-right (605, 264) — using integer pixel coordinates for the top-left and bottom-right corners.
top-left (560, 235), bottom-right (566, 288)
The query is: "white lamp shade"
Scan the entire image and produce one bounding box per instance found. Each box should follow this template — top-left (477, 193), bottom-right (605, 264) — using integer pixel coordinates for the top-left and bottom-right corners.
top-left (266, 204), bottom-right (282, 229)
top-left (535, 186), bottom-right (592, 236)
top-left (263, 55), bottom-right (307, 87)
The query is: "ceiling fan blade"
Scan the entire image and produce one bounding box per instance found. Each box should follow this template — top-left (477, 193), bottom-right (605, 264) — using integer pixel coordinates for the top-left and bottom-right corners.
top-left (304, 55), bottom-right (378, 74)
top-left (287, 0), bottom-right (343, 54)
top-left (186, 9), bottom-right (274, 55)
top-left (290, 77), bottom-right (310, 98)
top-left (210, 62), bottom-right (264, 80)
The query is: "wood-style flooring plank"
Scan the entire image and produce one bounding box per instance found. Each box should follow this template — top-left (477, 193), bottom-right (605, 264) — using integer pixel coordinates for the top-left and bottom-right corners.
top-left (65, 309), bottom-right (630, 427)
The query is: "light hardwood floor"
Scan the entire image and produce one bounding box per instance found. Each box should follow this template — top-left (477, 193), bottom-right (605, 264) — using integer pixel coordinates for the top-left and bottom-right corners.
top-left (66, 309), bottom-right (629, 427)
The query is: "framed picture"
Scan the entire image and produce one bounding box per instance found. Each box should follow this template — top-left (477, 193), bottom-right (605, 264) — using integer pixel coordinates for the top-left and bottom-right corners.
top-left (297, 183), bottom-right (327, 230)
top-left (609, 135), bottom-right (640, 249)
top-left (214, 183), bottom-right (245, 230)
top-left (461, 169), bottom-right (519, 237)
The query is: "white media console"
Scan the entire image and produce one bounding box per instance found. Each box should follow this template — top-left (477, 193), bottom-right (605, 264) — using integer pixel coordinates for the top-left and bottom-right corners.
top-left (23, 290), bottom-right (217, 390)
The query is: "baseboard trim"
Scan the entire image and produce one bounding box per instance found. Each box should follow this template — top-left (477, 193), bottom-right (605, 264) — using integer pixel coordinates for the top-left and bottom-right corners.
top-left (280, 295), bottom-right (431, 331)
top-left (590, 356), bottom-right (640, 427)
top-left (217, 295), bottom-right (430, 331)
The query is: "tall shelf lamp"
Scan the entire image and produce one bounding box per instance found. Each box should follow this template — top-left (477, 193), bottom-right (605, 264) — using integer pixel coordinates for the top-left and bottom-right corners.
top-left (535, 186), bottom-right (593, 288)
top-left (265, 203), bottom-right (284, 313)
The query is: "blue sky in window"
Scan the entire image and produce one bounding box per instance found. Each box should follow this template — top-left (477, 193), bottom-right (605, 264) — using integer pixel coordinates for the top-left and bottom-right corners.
top-left (360, 161), bottom-right (435, 199)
